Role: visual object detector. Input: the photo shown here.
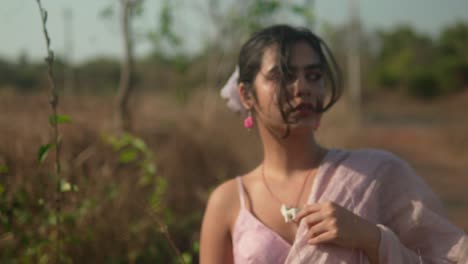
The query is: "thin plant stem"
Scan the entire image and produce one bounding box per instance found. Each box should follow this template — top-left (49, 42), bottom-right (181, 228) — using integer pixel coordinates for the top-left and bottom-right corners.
top-left (134, 200), bottom-right (187, 264)
top-left (35, 1), bottom-right (63, 263)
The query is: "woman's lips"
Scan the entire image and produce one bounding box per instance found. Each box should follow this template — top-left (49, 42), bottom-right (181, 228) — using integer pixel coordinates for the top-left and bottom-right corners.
top-left (292, 103), bottom-right (314, 117)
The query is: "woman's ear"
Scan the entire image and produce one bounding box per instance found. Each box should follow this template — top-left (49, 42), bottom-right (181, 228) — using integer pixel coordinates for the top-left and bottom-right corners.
top-left (239, 82), bottom-right (255, 110)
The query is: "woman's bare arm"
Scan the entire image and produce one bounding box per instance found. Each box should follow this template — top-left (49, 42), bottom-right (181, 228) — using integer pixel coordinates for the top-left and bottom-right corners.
top-left (200, 180), bottom-right (237, 264)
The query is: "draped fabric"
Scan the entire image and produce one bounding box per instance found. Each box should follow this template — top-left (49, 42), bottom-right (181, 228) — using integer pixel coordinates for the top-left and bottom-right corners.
top-left (231, 149), bottom-right (467, 264)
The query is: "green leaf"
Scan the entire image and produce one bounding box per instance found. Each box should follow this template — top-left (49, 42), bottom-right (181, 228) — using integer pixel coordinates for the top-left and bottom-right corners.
top-left (0, 164), bottom-right (8, 173)
top-left (291, 5), bottom-right (305, 15)
top-left (144, 163), bottom-right (156, 175)
top-left (49, 114), bottom-right (72, 125)
top-left (15, 209), bottom-right (29, 225)
top-left (138, 174), bottom-right (152, 187)
top-left (182, 253), bottom-right (192, 264)
top-left (0, 184), bottom-right (4, 195)
top-left (192, 241), bottom-right (200, 253)
top-left (119, 149), bottom-right (138, 163)
top-left (38, 144), bottom-right (54, 164)
top-left (107, 185), bottom-right (118, 200)
top-left (150, 176), bottom-right (168, 211)
top-left (131, 138), bottom-right (146, 151)
top-left (48, 214), bottom-right (58, 225)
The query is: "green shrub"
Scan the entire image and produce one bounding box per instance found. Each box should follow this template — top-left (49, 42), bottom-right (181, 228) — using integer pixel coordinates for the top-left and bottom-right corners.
top-left (407, 69), bottom-right (440, 99)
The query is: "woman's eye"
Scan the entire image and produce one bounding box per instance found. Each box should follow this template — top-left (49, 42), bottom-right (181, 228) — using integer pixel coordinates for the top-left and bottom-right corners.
top-left (267, 71), bottom-right (296, 83)
top-left (267, 72), bottom-right (281, 81)
top-left (307, 72), bottom-right (322, 81)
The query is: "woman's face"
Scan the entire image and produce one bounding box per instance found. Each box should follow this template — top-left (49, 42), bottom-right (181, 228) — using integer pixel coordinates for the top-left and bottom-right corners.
top-left (251, 41), bottom-right (325, 134)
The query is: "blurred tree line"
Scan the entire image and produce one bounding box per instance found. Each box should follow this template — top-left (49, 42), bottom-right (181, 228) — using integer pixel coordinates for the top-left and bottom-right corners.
top-left (371, 22), bottom-right (468, 99)
top-left (1, 5), bottom-right (467, 101)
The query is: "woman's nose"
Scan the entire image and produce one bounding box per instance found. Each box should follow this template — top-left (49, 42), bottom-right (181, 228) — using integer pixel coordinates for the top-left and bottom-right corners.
top-left (292, 74), bottom-right (311, 97)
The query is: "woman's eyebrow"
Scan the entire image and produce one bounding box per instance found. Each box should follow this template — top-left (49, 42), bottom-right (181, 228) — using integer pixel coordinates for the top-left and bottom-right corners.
top-left (289, 63), bottom-right (323, 71)
top-left (266, 63), bottom-right (322, 73)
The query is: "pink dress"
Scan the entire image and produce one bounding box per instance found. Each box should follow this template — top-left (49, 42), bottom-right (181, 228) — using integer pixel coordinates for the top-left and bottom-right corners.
top-left (232, 149), bottom-right (467, 263)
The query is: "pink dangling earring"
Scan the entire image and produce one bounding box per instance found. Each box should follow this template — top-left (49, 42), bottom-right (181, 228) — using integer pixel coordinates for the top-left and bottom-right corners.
top-left (244, 111), bottom-right (254, 130)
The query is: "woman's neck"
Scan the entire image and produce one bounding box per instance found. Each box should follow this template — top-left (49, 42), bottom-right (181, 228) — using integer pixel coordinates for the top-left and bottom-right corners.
top-left (258, 124), bottom-right (324, 181)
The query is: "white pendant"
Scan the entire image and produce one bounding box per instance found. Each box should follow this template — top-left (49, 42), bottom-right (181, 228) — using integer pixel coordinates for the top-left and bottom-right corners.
top-left (280, 204), bottom-right (299, 223)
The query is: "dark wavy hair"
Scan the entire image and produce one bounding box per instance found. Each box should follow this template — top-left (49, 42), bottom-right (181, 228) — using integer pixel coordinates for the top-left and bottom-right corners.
top-left (237, 24), bottom-right (342, 134)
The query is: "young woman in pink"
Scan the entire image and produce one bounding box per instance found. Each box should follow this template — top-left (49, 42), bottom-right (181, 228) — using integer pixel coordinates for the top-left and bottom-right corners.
top-left (200, 25), bottom-right (467, 264)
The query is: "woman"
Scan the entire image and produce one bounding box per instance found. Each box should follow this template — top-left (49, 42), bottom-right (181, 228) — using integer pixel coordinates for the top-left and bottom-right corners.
top-left (200, 25), bottom-right (466, 264)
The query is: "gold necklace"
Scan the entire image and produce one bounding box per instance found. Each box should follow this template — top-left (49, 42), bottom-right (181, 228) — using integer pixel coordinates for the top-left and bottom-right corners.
top-left (262, 150), bottom-right (324, 223)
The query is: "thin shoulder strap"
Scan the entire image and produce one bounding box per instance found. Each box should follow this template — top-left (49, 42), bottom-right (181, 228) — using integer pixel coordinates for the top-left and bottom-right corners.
top-left (236, 176), bottom-right (246, 209)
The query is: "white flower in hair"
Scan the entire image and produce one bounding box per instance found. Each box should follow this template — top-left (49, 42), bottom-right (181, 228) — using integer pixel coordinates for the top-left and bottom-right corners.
top-left (220, 66), bottom-right (246, 113)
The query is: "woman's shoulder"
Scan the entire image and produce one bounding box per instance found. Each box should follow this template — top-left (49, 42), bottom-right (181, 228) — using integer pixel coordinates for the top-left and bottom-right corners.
top-left (204, 177), bottom-right (242, 227)
top-left (329, 148), bottom-right (412, 181)
top-left (207, 167), bottom-right (259, 209)
top-left (345, 148), bottom-right (402, 161)
top-left (207, 178), bottom-right (240, 211)
top-left (334, 148), bottom-right (407, 168)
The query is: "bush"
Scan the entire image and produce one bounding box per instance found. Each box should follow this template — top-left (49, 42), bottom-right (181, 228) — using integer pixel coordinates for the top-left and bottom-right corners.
top-left (407, 69), bottom-right (440, 99)
top-left (370, 23), bottom-right (468, 99)
top-left (434, 56), bottom-right (468, 94)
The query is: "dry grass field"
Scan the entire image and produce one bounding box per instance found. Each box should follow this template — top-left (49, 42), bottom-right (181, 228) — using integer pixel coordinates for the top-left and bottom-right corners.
top-left (0, 88), bottom-right (467, 261)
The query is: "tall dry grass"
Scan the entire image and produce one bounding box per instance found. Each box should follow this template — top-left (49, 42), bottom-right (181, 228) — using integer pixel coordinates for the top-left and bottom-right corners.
top-left (1, 89), bottom-right (467, 262)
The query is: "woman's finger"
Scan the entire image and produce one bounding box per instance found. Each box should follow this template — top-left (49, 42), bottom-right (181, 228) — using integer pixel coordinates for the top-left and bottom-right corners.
top-left (301, 210), bottom-right (327, 228)
top-left (293, 203), bottom-right (322, 223)
top-left (308, 229), bottom-right (338, 245)
top-left (305, 220), bottom-right (329, 239)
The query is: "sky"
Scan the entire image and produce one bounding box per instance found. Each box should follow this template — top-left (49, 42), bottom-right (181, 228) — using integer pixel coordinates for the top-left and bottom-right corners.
top-left (1, 0), bottom-right (468, 64)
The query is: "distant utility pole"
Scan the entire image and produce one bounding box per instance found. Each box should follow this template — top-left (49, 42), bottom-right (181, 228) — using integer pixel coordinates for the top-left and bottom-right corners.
top-left (63, 7), bottom-right (74, 94)
top-left (348, 0), bottom-right (361, 113)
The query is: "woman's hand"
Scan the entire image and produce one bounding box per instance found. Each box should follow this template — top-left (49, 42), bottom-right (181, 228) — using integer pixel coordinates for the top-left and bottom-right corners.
top-left (293, 201), bottom-right (380, 263)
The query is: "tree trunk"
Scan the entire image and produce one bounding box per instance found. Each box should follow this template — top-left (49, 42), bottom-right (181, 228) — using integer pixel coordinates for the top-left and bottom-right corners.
top-left (115, 0), bottom-right (135, 132)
